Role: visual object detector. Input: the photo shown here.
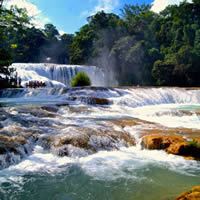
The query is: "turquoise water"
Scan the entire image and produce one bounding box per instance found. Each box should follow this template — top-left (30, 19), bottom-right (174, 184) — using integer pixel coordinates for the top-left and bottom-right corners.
top-left (0, 164), bottom-right (200, 200)
top-left (0, 144), bottom-right (199, 200)
top-left (177, 104), bottom-right (200, 111)
top-left (1, 88), bottom-right (200, 200)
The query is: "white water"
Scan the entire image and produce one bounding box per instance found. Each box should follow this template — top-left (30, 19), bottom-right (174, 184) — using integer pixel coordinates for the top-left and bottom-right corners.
top-left (1, 87), bottom-right (200, 129)
top-left (11, 63), bottom-right (104, 87)
top-left (0, 87), bottom-right (200, 200)
top-left (1, 145), bottom-right (199, 182)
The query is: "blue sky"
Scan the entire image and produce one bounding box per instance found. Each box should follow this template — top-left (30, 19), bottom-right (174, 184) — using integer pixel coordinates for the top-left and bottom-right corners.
top-left (6, 0), bottom-right (186, 34)
top-left (30, 0), bottom-right (151, 33)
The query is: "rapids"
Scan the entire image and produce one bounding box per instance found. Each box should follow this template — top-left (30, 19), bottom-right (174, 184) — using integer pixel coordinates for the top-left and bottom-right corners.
top-left (0, 87), bottom-right (200, 200)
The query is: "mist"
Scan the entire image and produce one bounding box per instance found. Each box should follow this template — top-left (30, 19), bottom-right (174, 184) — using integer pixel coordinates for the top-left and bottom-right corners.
top-left (87, 28), bottom-right (149, 87)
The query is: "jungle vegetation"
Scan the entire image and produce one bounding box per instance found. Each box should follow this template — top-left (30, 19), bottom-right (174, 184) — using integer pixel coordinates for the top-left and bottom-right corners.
top-left (0, 0), bottom-right (200, 87)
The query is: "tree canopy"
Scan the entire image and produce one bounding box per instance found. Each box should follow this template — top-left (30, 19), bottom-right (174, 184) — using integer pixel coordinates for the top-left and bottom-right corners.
top-left (70, 0), bottom-right (200, 86)
top-left (0, 5), bottom-right (73, 87)
top-left (1, 0), bottom-right (200, 87)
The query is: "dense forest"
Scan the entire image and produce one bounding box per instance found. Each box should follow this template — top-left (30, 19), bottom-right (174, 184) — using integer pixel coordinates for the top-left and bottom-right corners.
top-left (0, 0), bottom-right (200, 87)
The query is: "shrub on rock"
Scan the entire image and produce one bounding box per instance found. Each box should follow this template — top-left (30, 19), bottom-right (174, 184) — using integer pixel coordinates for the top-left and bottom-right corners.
top-left (71, 72), bottom-right (91, 87)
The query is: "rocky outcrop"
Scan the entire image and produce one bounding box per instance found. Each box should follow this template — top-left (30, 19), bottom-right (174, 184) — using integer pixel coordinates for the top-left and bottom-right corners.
top-left (0, 134), bottom-right (34, 170)
top-left (176, 186), bottom-right (200, 200)
top-left (141, 134), bottom-right (200, 160)
top-left (141, 135), bottom-right (185, 150)
top-left (111, 118), bottom-right (142, 128)
top-left (0, 105), bottom-right (137, 169)
top-left (69, 96), bottom-right (111, 105)
top-left (0, 135), bottom-right (26, 154)
top-left (46, 126), bottom-right (135, 157)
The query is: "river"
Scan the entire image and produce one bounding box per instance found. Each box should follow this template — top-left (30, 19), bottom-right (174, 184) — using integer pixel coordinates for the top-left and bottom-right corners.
top-left (0, 87), bottom-right (200, 200)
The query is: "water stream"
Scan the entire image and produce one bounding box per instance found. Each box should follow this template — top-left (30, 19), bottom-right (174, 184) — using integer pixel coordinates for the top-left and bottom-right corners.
top-left (0, 87), bottom-right (200, 199)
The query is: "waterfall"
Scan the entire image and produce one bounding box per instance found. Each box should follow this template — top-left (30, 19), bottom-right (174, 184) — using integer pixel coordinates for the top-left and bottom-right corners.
top-left (11, 63), bottom-right (104, 87)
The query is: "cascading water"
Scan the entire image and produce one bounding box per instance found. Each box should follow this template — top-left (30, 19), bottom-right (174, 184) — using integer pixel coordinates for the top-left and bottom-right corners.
top-left (11, 63), bottom-right (105, 87)
top-left (0, 87), bottom-right (200, 200)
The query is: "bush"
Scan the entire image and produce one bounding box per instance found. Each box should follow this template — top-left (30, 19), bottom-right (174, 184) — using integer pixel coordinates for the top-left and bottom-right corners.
top-left (188, 140), bottom-right (200, 148)
top-left (71, 72), bottom-right (91, 87)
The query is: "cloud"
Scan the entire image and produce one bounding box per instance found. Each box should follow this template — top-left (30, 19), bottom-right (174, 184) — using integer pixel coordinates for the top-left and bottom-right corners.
top-left (5, 0), bottom-right (50, 28)
top-left (58, 30), bottom-right (66, 35)
top-left (82, 0), bottom-right (119, 17)
top-left (151, 0), bottom-right (192, 13)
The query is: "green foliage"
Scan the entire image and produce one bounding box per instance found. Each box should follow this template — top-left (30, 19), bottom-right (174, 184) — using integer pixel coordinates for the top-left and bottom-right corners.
top-left (44, 24), bottom-right (59, 39)
top-left (1, 1), bottom-right (200, 87)
top-left (70, 25), bottom-right (95, 64)
top-left (71, 72), bottom-right (91, 87)
top-left (0, 6), bottom-right (75, 88)
top-left (152, 60), bottom-right (175, 86)
top-left (0, 6), bottom-right (74, 65)
top-left (188, 140), bottom-right (200, 148)
top-left (70, 1), bottom-right (200, 86)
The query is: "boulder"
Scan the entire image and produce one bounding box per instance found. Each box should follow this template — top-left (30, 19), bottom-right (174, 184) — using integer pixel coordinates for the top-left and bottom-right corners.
top-left (69, 96), bottom-right (111, 105)
top-left (92, 97), bottom-right (111, 105)
top-left (0, 134), bottom-right (30, 170)
top-left (176, 186), bottom-right (200, 200)
top-left (141, 134), bottom-right (200, 160)
top-left (0, 135), bottom-right (27, 154)
top-left (141, 134), bottom-right (185, 150)
top-left (54, 134), bottom-right (89, 149)
top-left (50, 126), bottom-right (135, 156)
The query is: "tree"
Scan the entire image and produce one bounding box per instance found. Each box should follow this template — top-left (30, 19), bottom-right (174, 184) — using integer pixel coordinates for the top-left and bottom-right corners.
top-left (1, 0), bottom-right (200, 87)
top-left (44, 24), bottom-right (59, 39)
top-left (60, 34), bottom-right (73, 63)
top-left (70, 25), bottom-right (95, 64)
top-left (152, 60), bottom-right (175, 86)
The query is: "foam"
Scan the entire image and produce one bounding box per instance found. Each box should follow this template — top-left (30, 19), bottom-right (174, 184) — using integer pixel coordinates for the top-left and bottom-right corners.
top-left (1, 146), bottom-right (199, 182)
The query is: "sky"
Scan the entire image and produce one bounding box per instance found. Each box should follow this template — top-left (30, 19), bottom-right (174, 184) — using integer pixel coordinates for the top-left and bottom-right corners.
top-left (5, 0), bottom-right (188, 34)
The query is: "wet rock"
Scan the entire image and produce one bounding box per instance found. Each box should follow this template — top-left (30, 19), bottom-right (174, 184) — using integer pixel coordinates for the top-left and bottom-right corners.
top-left (176, 186), bottom-right (200, 200)
top-left (0, 134), bottom-right (35, 170)
top-left (140, 127), bottom-right (200, 139)
top-left (37, 136), bottom-right (53, 150)
top-left (111, 119), bottom-right (141, 128)
top-left (55, 144), bottom-right (91, 157)
top-left (0, 135), bottom-right (26, 154)
top-left (0, 153), bottom-right (21, 170)
top-left (169, 139), bottom-right (200, 159)
top-left (69, 96), bottom-right (111, 105)
top-left (0, 114), bottom-right (7, 122)
top-left (141, 134), bottom-right (200, 160)
top-left (141, 134), bottom-right (185, 150)
top-left (50, 126), bottom-right (135, 156)
top-left (41, 106), bottom-right (59, 113)
top-left (89, 97), bottom-right (111, 105)
top-left (88, 135), bottom-right (125, 151)
top-left (0, 123), bottom-right (3, 129)
top-left (54, 134), bottom-right (90, 149)
top-left (26, 108), bottom-right (57, 118)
